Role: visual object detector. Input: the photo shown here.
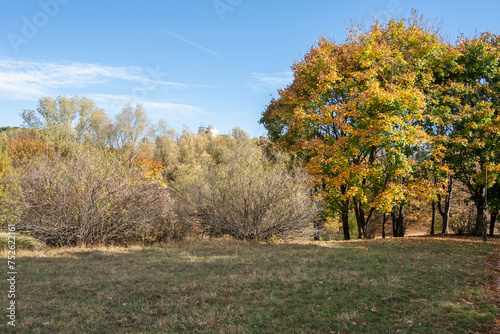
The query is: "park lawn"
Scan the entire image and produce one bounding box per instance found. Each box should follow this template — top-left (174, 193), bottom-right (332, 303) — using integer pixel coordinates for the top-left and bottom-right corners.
top-left (1, 236), bottom-right (498, 333)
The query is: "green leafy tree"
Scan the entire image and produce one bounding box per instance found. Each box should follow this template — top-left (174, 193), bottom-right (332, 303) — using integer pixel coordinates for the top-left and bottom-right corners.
top-left (431, 32), bottom-right (500, 236)
top-left (487, 182), bottom-right (500, 236)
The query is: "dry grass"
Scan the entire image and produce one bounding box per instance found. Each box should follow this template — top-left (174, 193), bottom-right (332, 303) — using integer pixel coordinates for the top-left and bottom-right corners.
top-left (0, 236), bottom-right (498, 333)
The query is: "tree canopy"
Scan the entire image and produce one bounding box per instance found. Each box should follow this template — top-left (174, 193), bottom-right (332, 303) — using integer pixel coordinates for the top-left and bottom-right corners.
top-left (260, 16), bottom-right (500, 238)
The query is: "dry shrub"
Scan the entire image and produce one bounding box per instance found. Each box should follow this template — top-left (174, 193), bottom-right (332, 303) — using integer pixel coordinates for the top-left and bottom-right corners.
top-left (12, 149), bottom-right (189, 247)
top-left (174, 144), bottom-right (319, 241)
top-left (450, 204), bottom-right (477, 235)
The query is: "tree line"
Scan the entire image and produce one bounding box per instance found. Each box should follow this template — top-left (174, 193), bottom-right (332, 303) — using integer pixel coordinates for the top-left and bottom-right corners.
top-left (1, 15), bottom-right (498, 245)
top-left (0, 96), bottom-right (317, 246)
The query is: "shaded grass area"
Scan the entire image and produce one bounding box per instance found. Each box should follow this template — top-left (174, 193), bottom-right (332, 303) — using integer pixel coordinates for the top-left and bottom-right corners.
top-left (1, 237), bottom-right (497, 333)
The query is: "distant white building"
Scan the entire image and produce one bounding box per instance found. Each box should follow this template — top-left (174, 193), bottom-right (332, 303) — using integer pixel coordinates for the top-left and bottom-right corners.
top-left (198, 125), bottom-right (219, 137)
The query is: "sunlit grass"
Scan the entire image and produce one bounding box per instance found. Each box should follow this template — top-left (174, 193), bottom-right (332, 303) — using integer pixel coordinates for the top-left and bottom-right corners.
top-left (0, 236), bottom-right (497, 333)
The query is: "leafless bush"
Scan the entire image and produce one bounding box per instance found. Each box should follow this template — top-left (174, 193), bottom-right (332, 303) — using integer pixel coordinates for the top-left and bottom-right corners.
top-left (450, 204), bottom-right (476, 235)
top-left (174, 144), bottom-right (319, 241)
top-left (12, 149), bottom-right (189, 247)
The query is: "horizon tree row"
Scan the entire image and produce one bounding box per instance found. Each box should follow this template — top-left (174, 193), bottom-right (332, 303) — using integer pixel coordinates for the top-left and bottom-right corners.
top-left (0, 98), bottom-right (318, 246)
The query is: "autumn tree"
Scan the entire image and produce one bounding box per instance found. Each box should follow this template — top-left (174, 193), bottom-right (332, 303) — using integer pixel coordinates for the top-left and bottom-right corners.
top-left (154, 127), bottom-right (180, 181)
top-left (21, 95), bottom-right (110, 151)
top-left (0, 141), bottom-right (13, 227)
top-left (430, 32), bottom-right (500, 236)
top-left (487, 182), bottom-right (499, 236)
top-left (1, 128), bottom-right (52, 167)
top-left (260, 17), bottom-right (448, 238)
top-left (107, 102), bottom-right (154, 167)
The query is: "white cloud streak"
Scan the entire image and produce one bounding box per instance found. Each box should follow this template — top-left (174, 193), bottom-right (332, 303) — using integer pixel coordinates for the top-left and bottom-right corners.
top-left (162, 30), bottom-right (225, 60)
top-left (87, 94), bottom-right (207, 118)
top-left (0, 58), bottom-right (209, 101)
top-left (249, 71), bottom-right (293, 92)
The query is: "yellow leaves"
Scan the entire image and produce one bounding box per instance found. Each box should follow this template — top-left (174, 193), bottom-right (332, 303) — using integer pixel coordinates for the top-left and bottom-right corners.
top-left (134, 156), bottom-right (164, 183)
top-left (344, 186), bottom-right (366, 202)
top-left (373, 183), bottom-right (406, 213)
top-left (0, 146), bottom-right (12, 180)
top-left (4, 130), bottom-right (52, 167)
top-left (261, 15), bottom-right (493, 221)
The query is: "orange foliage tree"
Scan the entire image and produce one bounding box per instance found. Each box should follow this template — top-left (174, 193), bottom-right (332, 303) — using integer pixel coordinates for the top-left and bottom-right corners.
top-left (260, 17), bottom-right (450, 238)
top-left (3, 129), bottom-right (52, 167)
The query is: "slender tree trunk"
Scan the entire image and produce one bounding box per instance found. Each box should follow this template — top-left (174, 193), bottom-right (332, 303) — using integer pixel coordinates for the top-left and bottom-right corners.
top-left (398, 206), bottom-right (405, 237)
top-left (431, 201), bottom-right (435, 235)
top-left (353, 199), bottom-right (376, 239)
top-left (382, 213), bottom-right (387, 238)
top-left (391, 204), bottom-right (405, 237)
top-left (339, 185), bottom-right (350, 240)
top-left (354, 202), bottom-right (366, 239)
top-left (341, 209), bottom-right (350, 240)
top-left (473, 190), bottom-right (485, 237)
top-left (489, 211), bottom-right (497, 237)
top-left (354, 150), bottom-right (376, 240)
top-left (437, 174), bottom-right (453, 234)
top-left (392, 211), bottom-right (397, 237)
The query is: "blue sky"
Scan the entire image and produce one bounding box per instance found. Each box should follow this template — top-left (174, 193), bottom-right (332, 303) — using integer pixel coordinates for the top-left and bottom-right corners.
top-left (1, 0), bottom-right (499, 137)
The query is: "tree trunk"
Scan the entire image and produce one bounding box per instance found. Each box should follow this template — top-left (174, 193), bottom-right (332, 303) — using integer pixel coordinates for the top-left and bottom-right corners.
top-left (354, 202), bottom-right (366, 239)
top-left (341, 209), bottom-right (350, 240)
top-left (391, 204), bottom-right (405, 237)
top-left (340, 185), bottom-right (350, 240)
top-left (437, 174), bottom-right (453, 234)
top-left (489, 211), bottom-right (497, 237)
top-left (473, 191), bottom-right (485, 237)
top-left (382, 213), bottom-right (387, 238)
top-left (392, 211), bottom-right (397, 237)
top-left (431, 201), bottom-right (435, 235)
top-left (354, 150), bottom-right (376, 240)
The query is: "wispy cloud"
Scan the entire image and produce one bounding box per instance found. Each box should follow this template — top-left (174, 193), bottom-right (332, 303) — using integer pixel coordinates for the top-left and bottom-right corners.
top-left (249, 71), bottom-right (293, 92)
top-left (87, 94), bottom-right (207, 118)
top-left (162, 29), bottom-right (224, 60)
top-left (0, 58), bottom-right (210, 101)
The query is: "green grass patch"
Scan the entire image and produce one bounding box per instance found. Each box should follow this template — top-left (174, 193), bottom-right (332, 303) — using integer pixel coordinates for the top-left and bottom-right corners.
top-left (0, 237), bottom-right (497, 333)
top-left (0, 232), bottom-right (45, 251)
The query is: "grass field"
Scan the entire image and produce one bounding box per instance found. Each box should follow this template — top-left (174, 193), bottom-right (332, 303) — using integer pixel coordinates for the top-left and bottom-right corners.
top-left (1, 236), bottom-right (498, 333)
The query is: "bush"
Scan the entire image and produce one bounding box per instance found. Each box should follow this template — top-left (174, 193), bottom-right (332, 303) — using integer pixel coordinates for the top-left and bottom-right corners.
top-left (0, 142), bottom-right (15, 228)
top-left (10, 149), bottom-right (189, 247)
top-left (174, 143), bottom-right (319, 241)
top-left (450, 205), bottom-right (476, 235)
